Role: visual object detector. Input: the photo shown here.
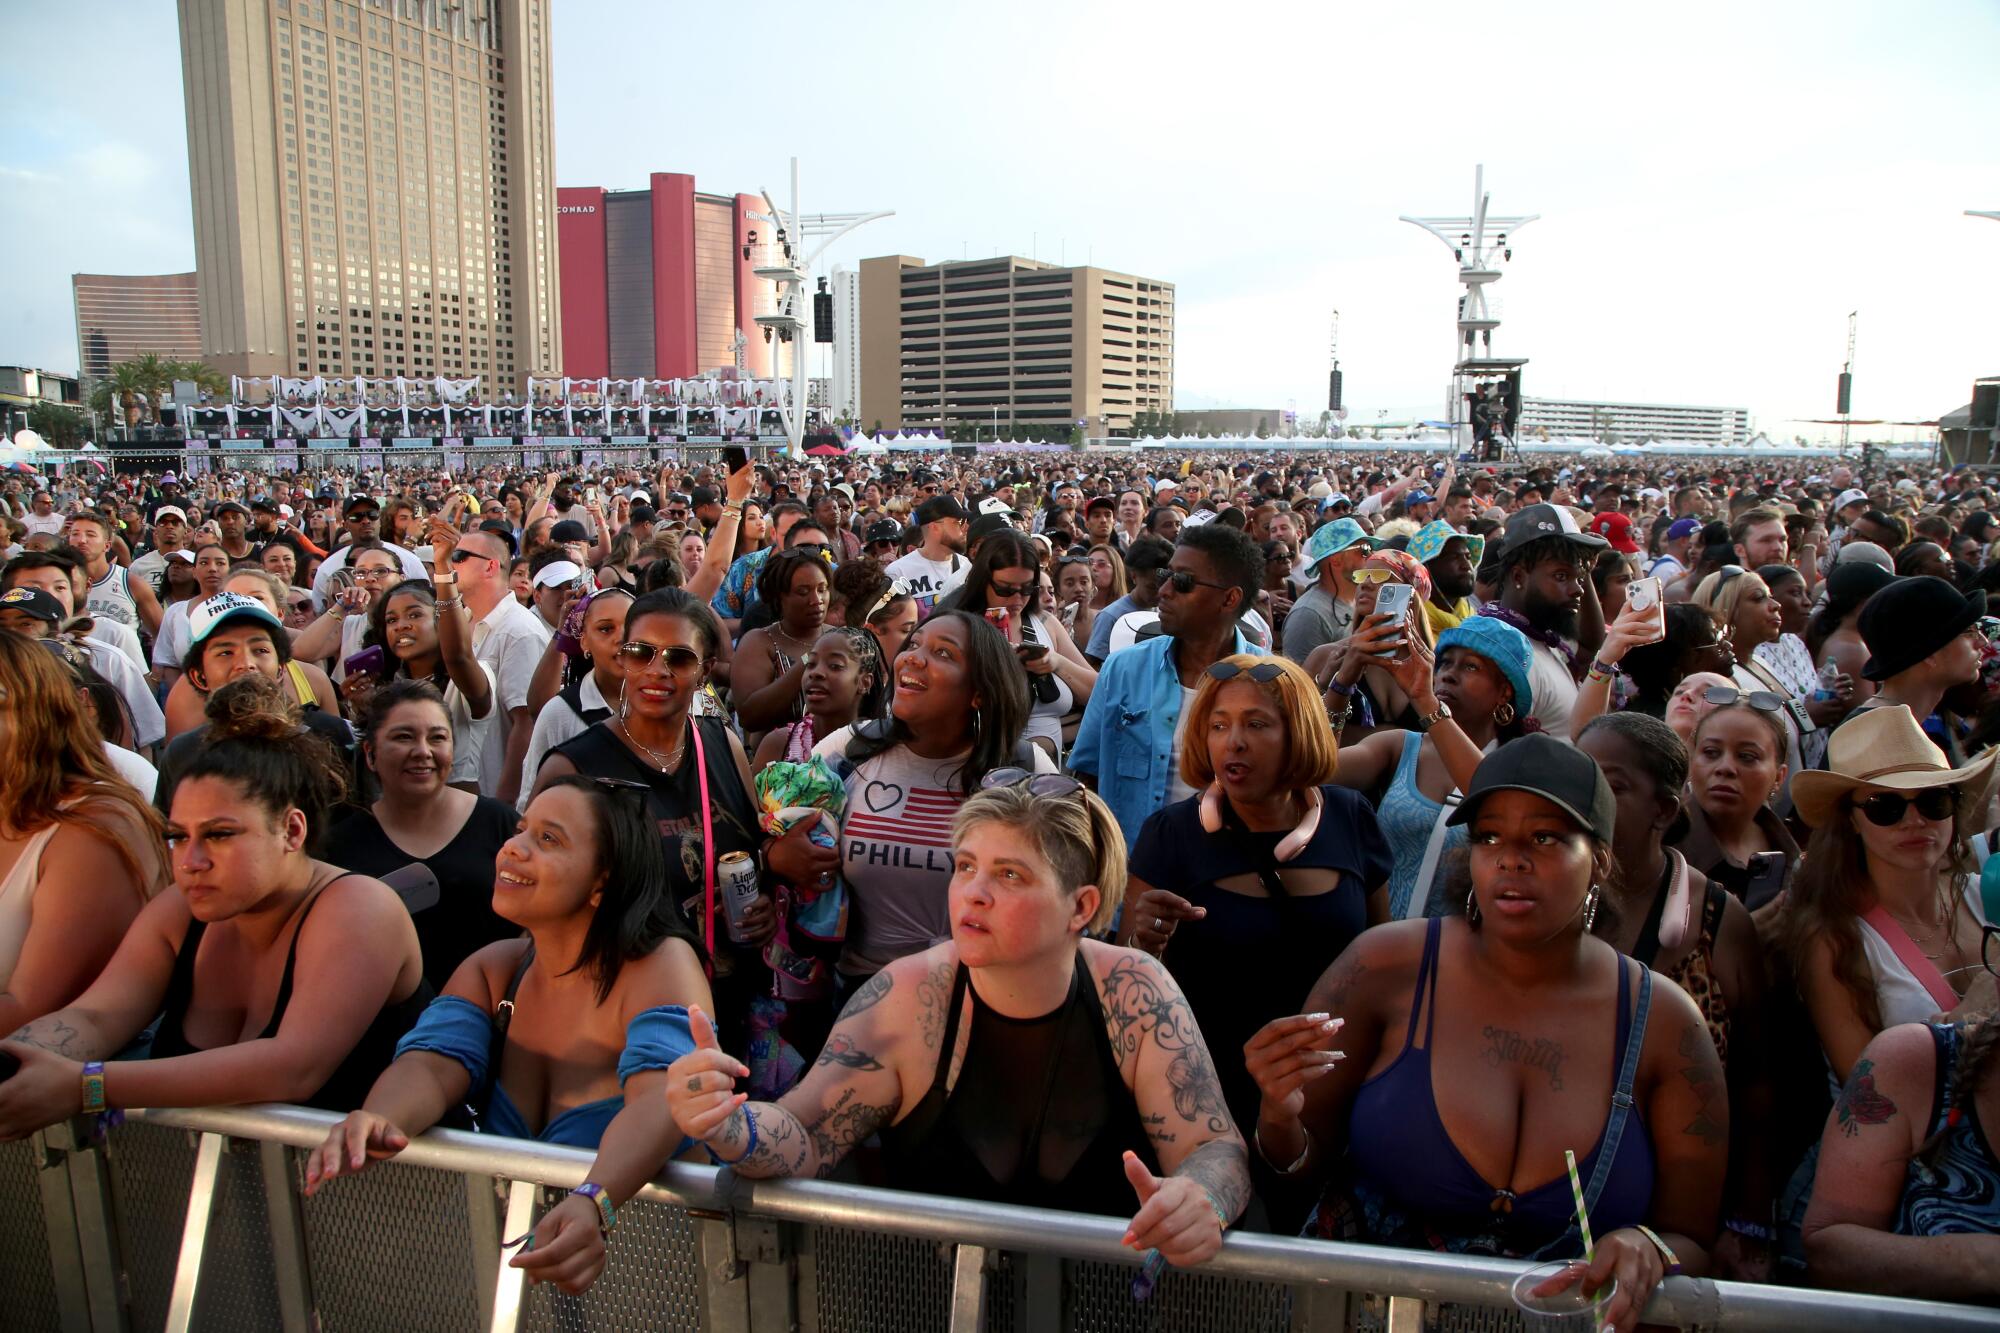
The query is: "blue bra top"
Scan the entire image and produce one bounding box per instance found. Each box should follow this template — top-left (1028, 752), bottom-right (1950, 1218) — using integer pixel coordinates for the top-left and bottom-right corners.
top-left (1345, 918), bottom-right (1656, 1254)
top-left (396, 995), bottom-right (695, 1150)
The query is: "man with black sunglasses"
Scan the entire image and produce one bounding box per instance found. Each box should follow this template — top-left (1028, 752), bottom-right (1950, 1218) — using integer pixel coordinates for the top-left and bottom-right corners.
top-left (435, 522), bottom-right (551, 804)
top-left (1071, 523), bottom-right (1267, 847)
top-left (307, 493), bottom-right (428, 611)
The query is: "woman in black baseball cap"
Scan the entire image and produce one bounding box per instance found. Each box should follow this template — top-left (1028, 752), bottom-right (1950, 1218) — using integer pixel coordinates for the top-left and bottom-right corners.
top-left (1246, 735), bottom-right (1726, 1327)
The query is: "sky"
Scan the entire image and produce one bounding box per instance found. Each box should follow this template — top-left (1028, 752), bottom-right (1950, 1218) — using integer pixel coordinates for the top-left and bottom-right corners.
top-left (2, 0), bottom-right (1996, 440)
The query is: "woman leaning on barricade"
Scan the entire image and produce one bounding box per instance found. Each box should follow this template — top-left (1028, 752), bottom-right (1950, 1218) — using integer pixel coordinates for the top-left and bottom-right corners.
top-left (1246, 736), bottom-right (1727, 1331)
top-left (0, 673), bottom-right (430, 1135)
top-left (667, 773), bottom-right (1250, 1269)
top-left (306, 774), bottom-right (714, 1296)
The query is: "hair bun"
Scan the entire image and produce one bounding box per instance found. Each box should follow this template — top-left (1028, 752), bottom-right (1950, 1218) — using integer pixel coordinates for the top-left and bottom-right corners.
top-left (202, 673), bottom-right (303, 743)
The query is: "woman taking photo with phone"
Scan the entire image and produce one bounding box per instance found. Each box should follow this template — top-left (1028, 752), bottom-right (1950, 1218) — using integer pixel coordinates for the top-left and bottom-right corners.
top-left (1303, 549), bottom-right (1435, 741)
top-left (946, 531), bottom-right (1097, 761)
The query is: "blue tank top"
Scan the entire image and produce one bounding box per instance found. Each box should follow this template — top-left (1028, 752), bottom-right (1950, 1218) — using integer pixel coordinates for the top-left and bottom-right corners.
top-left (1341, 918), bottom-right (1657, 1257)
top-left (1378, 732), bottom-right (1462, 919)
top-left (1896, 1024), bottom-right (2000, 1237)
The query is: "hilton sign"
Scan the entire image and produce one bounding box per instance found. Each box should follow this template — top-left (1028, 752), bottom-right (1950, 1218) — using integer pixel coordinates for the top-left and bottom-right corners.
top-left (558, 204), bottom-right (597, 215)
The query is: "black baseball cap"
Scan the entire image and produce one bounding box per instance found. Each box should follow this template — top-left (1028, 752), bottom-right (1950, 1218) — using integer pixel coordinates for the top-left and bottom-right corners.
top-left (250, 495), bottom-right (279, 513)
top-left (212, 500), bottom-right (250, 517)
top-left (970, 513), bottom-right (1013, 545)
top-left (344, 494), bottom-right (380, 516)
top-left (550, 519), bottom-right (590, 544)
top-left (915, 496), bottom-right (971, 525)
top-left (1447, 734), bottom-right (1616, 844)
top-left (0, 587), bottom-right (64, 624)
top-left (1499, 502), bottom-right (1607, 562)
top-left (1083, 495), bottom-right (1117, 516)
top-left (864, 519), bottom-right (902, 544)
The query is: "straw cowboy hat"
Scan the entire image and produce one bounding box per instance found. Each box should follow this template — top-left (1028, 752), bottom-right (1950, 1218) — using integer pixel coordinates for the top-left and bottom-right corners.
top-left (1791, 704), bottom-right (2000, 832)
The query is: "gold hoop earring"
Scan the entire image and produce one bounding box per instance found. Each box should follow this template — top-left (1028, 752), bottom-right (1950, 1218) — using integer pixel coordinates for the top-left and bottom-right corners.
top-left (1464, 888), bottom-right (1481, 927)
top-left (1494, 700), bottom-right (1515, 727)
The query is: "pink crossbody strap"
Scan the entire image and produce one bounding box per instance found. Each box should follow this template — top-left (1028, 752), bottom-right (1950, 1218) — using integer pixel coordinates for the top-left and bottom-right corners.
top-left (689, 718), bottom-right (717, 962)
top-left (1860, 904), bottom-right (1959, 1013)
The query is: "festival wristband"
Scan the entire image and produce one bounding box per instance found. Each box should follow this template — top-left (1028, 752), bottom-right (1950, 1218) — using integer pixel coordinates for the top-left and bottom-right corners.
top-left (1722, 1216), bottom-right (1774, 1242)
top-left (1632, 1223), bottom-right (1683, 1276)
top-left (1324, 678), bottom-right (1356, 698)
top-left (705, 1105), bottom-right (759, 1166)
top-left (571, 1182), bottom-right (617, 1236)
top-left (81, 1062), bottom-right (107, 1114)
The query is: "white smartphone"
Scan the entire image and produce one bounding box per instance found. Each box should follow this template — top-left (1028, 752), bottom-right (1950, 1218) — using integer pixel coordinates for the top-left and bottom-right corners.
top-left (1372, 583), bottom-right (1416, 659)
top-left (1626, 575), bottom-right (1666, 644)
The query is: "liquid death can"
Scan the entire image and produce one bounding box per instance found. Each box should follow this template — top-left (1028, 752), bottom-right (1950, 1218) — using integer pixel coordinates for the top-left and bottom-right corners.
top-left (718, 851), bottom-right (763, 944)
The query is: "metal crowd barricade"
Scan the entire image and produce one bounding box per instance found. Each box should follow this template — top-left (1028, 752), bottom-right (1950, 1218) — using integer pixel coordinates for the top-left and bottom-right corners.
top-left (4, 1103), bottom-right (1995, 1333)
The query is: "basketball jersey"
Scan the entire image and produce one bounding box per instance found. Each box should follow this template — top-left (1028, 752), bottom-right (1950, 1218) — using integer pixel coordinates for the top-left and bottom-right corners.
top-left (87, 564), bottom-right (138, 630)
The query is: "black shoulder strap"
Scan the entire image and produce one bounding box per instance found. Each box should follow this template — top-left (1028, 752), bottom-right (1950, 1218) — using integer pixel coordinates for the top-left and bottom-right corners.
top-left (470, 942), bottom-right (536, 1124)
top-left (845, 715), bottom-right (898, 763)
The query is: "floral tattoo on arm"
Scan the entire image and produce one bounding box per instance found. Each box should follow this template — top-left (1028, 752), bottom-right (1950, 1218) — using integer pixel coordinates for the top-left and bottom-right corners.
top-left (1834, 1056), bottom-right (1897, 1138)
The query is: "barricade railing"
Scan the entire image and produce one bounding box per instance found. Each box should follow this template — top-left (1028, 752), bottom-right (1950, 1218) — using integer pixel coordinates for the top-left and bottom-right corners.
top-left (4, 1102), bottom-right (1992, 1333)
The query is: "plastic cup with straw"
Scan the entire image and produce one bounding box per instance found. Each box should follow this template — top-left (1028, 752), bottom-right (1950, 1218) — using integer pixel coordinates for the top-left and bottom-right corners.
top-left (1510, 1149), bottom-right (1613, 1331)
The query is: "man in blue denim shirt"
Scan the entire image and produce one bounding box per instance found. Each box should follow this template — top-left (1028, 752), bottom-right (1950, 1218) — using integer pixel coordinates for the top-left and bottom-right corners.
top-left (1070, 523), bottom-right (1269, 847)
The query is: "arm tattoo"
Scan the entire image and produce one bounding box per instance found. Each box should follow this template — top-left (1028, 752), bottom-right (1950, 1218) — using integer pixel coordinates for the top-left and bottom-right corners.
top-left (814, 1034), bottom-right (885, 1072)
top-left (1175, 1137), bottom-right (1251, 1226)
top-left (1102, 958), bottom-right (1232, 1135)
top-left (840, 968), bottom-right (894, 1022)
top-left (9, 1017), bottom-right (90, 1060)
top-left (1677, 1024), bottom-right (1728, 1147)
top-left (914, 958), bottom-right (953, 1051)
top-left (1140, 1112), bottom-right (1177, 1150)
top-left (802, 1086), bottom-right (893, 1178)
top-left (1834, 1055), bottom-right (1898, 1138)
top-left (1320, 956), bottom-right (1367, 1016)
top-left (1482, 1026), bottom-right (1566, 1091)
top-left (716, 1104), bottom-right (813, 1176)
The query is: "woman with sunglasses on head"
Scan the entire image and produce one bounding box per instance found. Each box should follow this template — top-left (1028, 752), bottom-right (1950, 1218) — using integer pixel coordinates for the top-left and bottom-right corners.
top-left (1120, 655), bottom-right (1391, 1225)
top-left (1247, 736), bottom-right (1727, 1326)
top-left (1301, 549), bottom-right (1437, 742)
top-left (1692, 566), bottom-right (1806, 815)
top-left (1325, 617), bottom-right (1533, 921)
top-left (731, 548), bottom-right (833, 750)
top-left (304, 775), bottom-right (714, 1298)
top-left (944, 532), bottom-right (1097, 762)
top-left (1671, 694), bottom-right (1799, 914)
top-left (812, 611), bottom-right (1051, 995)
top-left (829, 557), bottom-right (920, 665)
top-left (667, 775), bottom-right (1250, 1266)
top-left (330, 680), bottom-right (519, 988)
top-left (1578, 711), bottom-right (1779, 1279)
top-left (534, 590), bottom-right (815, 1055)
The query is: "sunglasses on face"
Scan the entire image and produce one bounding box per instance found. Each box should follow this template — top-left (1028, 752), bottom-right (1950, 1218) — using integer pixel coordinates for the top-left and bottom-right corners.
top-left (1348, 566), bottom-right (1402, 587)
top-left (1165, 570), bottom-right (1232, 596)
top-left (1852, 787), bottom-right (1957, 828)
top-left (1701, 685), bottom-right (1783, 712)
top-left (1207, 660), bottom-right (1286, 684)
top-left (616, 642), bottom-right (705, 672)
top-left (989, 578), bottom-right (1035, 599)
top-left (447, 548), bottom-right (488, 565)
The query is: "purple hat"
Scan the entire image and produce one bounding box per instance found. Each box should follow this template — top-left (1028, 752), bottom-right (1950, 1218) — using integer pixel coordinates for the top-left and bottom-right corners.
top-left (1667, 517), bottom-right (1702, 540)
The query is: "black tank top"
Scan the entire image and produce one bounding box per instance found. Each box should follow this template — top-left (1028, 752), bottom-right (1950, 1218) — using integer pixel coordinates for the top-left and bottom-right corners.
top-left (549, 717), bottom-right (761, 964)
top-left (149, 878), bottom-right (433, 1112)
top-left (881, 952), bottom-right (1159, 1217)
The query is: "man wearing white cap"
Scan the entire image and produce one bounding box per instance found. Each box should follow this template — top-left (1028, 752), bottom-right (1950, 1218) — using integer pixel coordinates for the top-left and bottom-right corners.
top-left (129, 505), bottom-right (193, 590)
top-left (1823, 486), bottom-right (1871, 571)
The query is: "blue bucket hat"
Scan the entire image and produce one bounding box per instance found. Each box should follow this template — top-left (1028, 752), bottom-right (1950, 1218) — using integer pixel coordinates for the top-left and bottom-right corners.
top-left (1407, 519), bottom-right (1484, 570)
top-left (1300, 517), bottom-right (1375, 573)
top-left (1437, 615), bottom-right (1534, 716)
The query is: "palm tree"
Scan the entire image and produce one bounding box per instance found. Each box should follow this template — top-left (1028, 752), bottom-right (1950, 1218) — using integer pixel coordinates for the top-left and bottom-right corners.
top-left (85, 355), bottom-right (228, 431)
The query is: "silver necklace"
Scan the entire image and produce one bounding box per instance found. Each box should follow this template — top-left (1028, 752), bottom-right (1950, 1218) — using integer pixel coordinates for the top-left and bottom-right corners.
top-left (620, 716), bottom-right (687, 772)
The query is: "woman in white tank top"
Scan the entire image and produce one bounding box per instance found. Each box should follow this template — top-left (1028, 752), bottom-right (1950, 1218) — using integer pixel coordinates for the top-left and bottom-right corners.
top-left (0, 637), bottom-right (166, 1034)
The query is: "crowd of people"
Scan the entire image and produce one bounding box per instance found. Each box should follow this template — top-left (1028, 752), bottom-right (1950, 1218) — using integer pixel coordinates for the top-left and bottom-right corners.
top-left (4, 446), bottom-right (2000, 1312)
